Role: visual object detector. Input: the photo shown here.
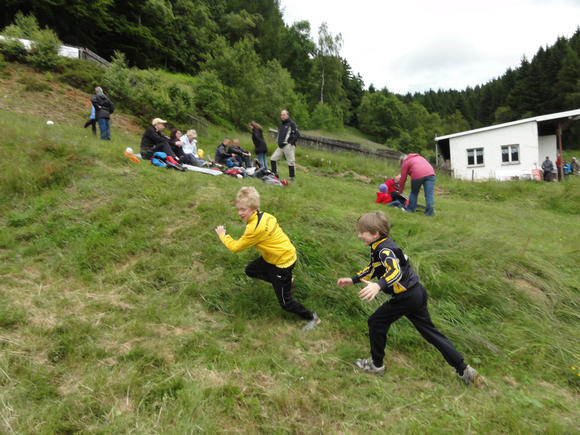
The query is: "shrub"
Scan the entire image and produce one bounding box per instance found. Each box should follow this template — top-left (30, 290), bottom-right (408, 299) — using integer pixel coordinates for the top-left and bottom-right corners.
top-left (28, 28), bottom-right (61, 71)
top-left (193, 71), bottom-right (225, 122)
top-left (57, 58), bottom-right (105, 93)
top-left (0, 37), bottom-right (27, 62)
top-left (17, 76), bottom-right (52, 93)
top-left (311, 102), bottom-right (343, 130)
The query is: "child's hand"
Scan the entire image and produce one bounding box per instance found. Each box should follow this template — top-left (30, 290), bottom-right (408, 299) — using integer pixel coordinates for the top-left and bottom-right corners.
top-left (215, 225), bottom-right (226, 237)
top-left (337, 277), bottom-right (353, 288)
top-left (359, 279), bottom-right (380, 301)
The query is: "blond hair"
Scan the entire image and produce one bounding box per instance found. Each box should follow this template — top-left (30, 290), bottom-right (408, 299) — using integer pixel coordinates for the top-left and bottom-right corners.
top-left (357, 211), bottom-right (391, 238)
top-left (236, 186), bottom-right (260, 209)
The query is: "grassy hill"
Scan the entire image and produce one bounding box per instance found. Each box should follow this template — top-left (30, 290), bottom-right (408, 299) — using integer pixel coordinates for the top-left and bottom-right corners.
top-left (1, 65), bottom-right (579, 433)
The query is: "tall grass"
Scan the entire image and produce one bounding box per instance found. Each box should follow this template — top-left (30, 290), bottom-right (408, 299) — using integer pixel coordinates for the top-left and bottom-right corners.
top-left (0, 108), bottom-right (579, 433)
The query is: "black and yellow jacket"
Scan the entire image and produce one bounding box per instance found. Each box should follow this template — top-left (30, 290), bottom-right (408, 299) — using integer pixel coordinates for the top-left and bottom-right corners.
top-left (352, 237), bottom-right (419, 295)
top-left (219, 210), bottom-right (296, 268)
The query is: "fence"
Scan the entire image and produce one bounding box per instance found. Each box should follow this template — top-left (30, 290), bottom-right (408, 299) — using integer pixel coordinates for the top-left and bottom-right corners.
top-left (78, 47), bottom-right (110, 68)
top-left (268, 128), bottom-right (403, 162)
top-left (187, 113), bottom-right (210, 137)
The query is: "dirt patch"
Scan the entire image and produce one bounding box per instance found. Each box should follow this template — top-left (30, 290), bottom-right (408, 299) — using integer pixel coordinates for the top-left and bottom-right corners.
top-left (434, 187), bottom-right (449, 195)
top-left (515, 278), bottom-right (550, 306)
top-left (337, 170), bottom-right (372, 183)
top-left (0, 63), bottom-right (141, 132)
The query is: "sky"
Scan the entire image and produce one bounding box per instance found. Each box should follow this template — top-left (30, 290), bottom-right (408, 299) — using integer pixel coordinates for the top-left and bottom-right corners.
top-left (280, 0), bottom-right (580, 94)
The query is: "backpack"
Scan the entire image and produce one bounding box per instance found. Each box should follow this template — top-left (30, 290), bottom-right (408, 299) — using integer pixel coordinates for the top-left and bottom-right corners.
top-left (151, 152), bottom-right (185, 171)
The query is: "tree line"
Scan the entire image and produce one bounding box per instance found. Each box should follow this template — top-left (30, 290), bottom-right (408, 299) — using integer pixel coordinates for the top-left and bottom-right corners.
top-left (2, 1), bottom-right (579, 154)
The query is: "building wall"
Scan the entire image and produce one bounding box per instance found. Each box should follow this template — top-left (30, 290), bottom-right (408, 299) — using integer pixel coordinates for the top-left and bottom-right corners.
top-left (538, 135), bottom-right (557, 167)
top-left (449, 122), bottom-right (540, 180)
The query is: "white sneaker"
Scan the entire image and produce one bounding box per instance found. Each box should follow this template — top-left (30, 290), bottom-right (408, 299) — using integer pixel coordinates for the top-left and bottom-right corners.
top-left (354, 358), bottom-right (385, 376)
top-left (458, 365), bottom-right (479, 385)
top-left (303, 313), bottom-right (321, 331)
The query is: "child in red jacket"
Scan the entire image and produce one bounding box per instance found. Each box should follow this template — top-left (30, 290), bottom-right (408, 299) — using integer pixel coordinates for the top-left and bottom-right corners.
top-left (375, 175), bottom-right (407, 208)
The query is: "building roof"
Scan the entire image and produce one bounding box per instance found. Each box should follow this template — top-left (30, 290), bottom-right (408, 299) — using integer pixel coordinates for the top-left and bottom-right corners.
top-left (435, 108), bottom-right (580, 141)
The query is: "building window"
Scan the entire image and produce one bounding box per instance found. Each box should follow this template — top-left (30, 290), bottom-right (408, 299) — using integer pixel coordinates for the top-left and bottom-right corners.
top-left (467, 148), bottom-right (484, 166)
top-left (501, 145), bottom-right (519, 163)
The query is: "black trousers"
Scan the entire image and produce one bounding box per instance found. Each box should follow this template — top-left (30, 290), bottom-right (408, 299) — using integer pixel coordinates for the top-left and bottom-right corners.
top-left (245, 257), bottom-right (313, 321)
top-left (368, 283), bottom-right (466, 373)
top-left (142, 142), bottom-right (176, 160)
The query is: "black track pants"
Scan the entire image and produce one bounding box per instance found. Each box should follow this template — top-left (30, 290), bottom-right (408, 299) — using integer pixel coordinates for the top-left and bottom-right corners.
top-left (368, 283), bottom-right (466, 372)
top-left (245, 257), bottom-right (313, 320)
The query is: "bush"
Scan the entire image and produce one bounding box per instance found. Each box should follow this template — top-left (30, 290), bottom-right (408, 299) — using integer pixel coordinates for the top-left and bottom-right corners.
top-left (193, 71), bottom-right (225, 122)
top-left (0, 37), bottom-right (27, 62)
top-left (57, 58), bottom-right (106, 93)
top-left (28, 28), bottom-right (62, 71)
top-left (311, 102), bottom-right (343, 130)
top-left (17, 76), bottom-right (52, 93)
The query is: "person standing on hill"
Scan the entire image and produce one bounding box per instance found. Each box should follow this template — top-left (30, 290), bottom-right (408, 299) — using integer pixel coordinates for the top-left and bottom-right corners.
top-left (249, 121), bottom-right (268, 169)
top-left (250, 121), bottom-right (268, 169)
top-left (398, 153), bottom-right (436, 216)
top-left (91, 87), bottom-right (114, 141)
top-left (541, 156), bottom-right (554, 182)
top-left (272, 109), bottom-right (299, 181)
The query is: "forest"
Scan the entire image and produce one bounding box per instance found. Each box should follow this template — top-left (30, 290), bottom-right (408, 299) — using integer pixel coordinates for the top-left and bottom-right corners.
top-left (2, 0), bottom-right (580, 155)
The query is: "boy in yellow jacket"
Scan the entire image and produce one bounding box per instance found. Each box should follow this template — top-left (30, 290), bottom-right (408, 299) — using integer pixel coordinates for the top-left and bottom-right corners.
top-left (215, 186), bottom-right (321, 330)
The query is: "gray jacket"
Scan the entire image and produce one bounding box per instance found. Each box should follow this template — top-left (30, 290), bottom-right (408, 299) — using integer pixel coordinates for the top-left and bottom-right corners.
top-left (541, 159), bottom-right (554, 172)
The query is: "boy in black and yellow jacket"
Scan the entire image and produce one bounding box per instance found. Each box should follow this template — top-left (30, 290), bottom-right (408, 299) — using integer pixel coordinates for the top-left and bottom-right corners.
top-left (337, 211), bottom-right (479, 384)
top-left (215, 187), bottom-right (320, 331)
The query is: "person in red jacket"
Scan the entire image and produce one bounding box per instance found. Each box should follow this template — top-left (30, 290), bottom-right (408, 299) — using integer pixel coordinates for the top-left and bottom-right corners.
top-left (399, 154), bottom-right (436, 216)
top-left (376, 175), bottom-right (408, 208)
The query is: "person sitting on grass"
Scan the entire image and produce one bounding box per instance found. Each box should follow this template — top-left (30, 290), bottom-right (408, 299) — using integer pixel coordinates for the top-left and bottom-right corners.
top-left (229, 138), bottom-right (252, 168)
top-left (140, 118), bottom-right (180, 165)
top-left (169, 128), bottom-right (184, 160)
top-left (214, 137), bottom-right (239, 166)
top-left (215, 186), bottom-right (321, 331)
top-left (336, 211), bottom-right (479, 384)
top-left (180, 129), bottom-right (204, 167)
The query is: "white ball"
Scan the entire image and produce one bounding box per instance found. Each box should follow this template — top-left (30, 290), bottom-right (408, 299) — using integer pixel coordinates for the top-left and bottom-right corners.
top-left (236, 174), bottom-right (243, 179)
top-left (46, 120), bottom-right (54, 125)
top-left (126, 147), bottom-right (133, 153)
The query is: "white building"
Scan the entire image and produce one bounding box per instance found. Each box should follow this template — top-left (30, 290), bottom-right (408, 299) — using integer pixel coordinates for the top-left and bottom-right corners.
top-left (435, 109), bottom-right (580, 181)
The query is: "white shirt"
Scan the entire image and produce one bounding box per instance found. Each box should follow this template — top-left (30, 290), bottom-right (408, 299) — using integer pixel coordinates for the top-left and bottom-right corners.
top-left (181, 135), bottom-right (198, 157)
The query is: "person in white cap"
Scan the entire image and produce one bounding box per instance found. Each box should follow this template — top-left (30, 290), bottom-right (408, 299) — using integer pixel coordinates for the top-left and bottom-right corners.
top-left (140, 118), bottom-right (180, 165)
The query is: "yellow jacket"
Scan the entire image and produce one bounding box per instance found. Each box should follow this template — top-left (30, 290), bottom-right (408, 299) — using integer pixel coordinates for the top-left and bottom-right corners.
top-left (219, 210), bottom-right (296, 268)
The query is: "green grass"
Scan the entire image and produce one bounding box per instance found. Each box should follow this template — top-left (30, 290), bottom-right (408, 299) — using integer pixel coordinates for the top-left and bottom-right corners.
top-left (1, 100), bottom-right (579, 433)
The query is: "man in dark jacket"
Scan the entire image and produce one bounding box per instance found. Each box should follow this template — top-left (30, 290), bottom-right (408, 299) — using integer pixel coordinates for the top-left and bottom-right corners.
top-left (91, 87), bottom-right (114, 140)
top-left (140, 118), bottom-right (179, 164)
top-left (541, 156), bottom-right (554, 182)
top-left (271, 109), bottom-right (299, 180)
top-left (215, 138), bottom-right (237, 165)
top-left (228, 138), bottom-right (252, 167)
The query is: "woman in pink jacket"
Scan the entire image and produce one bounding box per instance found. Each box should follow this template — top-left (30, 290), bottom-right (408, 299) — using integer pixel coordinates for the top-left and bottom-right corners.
top-left (398, 154), bottom-right (436, 216)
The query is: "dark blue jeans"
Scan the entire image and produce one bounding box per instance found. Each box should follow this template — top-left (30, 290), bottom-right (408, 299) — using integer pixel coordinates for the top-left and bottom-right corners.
top-left (256, 153), bottom-right (268, 169)
top-left (97, 118), bottom-right (111, 140)
top-left (408, 175), bottom-right (435, 216)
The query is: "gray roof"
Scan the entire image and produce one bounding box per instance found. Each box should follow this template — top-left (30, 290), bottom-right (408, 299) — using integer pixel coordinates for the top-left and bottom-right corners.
top-left (435, 108), bottom-right (580, 141)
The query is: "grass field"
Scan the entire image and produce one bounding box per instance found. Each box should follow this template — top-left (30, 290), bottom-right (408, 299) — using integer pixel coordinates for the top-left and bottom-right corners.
top-left (0, 65), bottom-right (579, 433)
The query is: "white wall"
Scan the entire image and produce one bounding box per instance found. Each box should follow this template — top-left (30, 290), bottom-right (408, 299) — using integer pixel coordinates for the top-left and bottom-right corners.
top-left (538, 135), bottom-right (557, 171)
top-left (449, 122), bottom-right (539, 180)
top-left (0, 35), bottom-right (80, 59)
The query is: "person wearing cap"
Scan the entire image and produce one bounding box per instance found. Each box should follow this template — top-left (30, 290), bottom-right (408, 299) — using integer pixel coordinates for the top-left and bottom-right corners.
top-left (180, 129), bottom-right (205, 166)
top-left (140, 118), bottom-right (180, 163)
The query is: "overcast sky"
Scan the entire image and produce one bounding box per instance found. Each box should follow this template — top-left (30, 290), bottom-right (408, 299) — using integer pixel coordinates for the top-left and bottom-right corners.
top-left (280, 0), bottom-right (580, 94)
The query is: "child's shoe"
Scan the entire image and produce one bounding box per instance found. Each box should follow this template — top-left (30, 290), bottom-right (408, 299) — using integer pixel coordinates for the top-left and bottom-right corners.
top-left (458, 365), bottom-right (479, 385)
top-left (354, 358), bottom-right (385, 376)
top-left (303, 313), bottom-right (321, 331)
